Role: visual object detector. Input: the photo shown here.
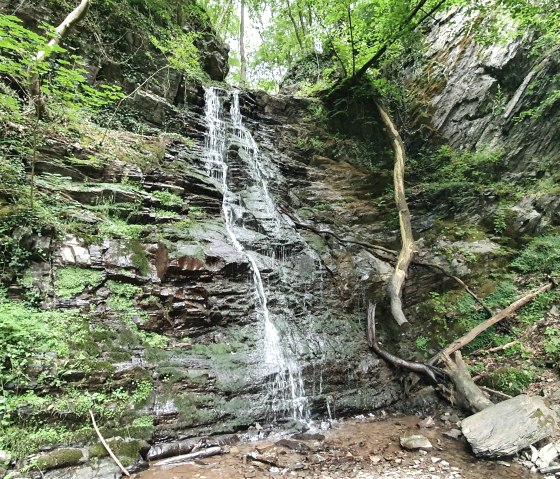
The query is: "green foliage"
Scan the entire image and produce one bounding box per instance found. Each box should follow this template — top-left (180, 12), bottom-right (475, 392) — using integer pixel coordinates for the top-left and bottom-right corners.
top-left (0, 13), bottom-right (123, 122)
top-left (55, 267), bottom-right (104, 299)
top-left (152, 190), bottom-right (184, 207)
top-left (150, 32), bottom-right (205, 79)
top-left (543, 327), bottom-right (560, 364)
top-left (512, 234), bottom-right (560, 276)
top-left (480, 367), bottom-right (533, 396)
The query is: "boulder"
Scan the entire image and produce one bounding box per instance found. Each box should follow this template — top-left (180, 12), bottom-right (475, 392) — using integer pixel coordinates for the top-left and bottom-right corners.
top-left (461, 395), bottom-right (557, 458)
top-left (399, 434), bottom-right (433, 450)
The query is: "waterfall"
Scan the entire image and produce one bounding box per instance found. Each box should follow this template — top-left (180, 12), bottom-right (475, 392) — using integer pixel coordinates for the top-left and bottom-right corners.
top-left (203, 87), bottom-right (309, 421)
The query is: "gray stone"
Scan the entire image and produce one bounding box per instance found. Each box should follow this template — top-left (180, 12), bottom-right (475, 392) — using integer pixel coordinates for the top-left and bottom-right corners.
top-left (443, 429), bottom-right (462, 440)
top-left (0, 449), bottom-right (11, 463)
top-left (43, 458), bottom-right (121, 479)
top-left (536, 443), bottom-right (559, 469)
top-left (399, 434), bottom-right (433, 451)
top-left (461, 395), bottom-right (557, 458)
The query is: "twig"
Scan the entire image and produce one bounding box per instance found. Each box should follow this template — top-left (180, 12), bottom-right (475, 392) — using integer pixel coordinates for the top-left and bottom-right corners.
top-left (89, 410), bottom-right (130, 476)
top-left (417, 261), bottom-right (492, 316)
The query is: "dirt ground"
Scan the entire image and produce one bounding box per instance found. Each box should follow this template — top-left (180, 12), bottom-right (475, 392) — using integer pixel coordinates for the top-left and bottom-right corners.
top-left (134, 414), bottom-right (534, 479)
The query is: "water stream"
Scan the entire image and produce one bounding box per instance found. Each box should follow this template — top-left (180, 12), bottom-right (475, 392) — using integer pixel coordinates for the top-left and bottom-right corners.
top-left (202, 86), bottom-right (309, 421)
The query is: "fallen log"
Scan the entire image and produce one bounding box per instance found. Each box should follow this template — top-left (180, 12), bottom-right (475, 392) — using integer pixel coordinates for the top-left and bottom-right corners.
top-left (430, 279), bottom-right (555, 365)
top-left (89, 410), bottom-right (130, 477)
top-left (151, 446), bottom-right (224, 466)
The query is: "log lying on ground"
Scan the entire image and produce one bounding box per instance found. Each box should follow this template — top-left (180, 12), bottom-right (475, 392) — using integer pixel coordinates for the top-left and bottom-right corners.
top-left (430, 279), bottom-right (556, 365)
top-left (375, 101), bottom-right (414, 326)
top-left (151, 446), bottom-right (224, 466)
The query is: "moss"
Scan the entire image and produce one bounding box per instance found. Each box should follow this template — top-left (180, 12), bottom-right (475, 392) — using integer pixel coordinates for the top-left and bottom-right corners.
top-left (55, 266), bottom-right (104, 299)
top-left (480, 367), bottom-right (534, 396)
top-left (33, 448), bottom-right (84, 470)
top-left (127, 239), bottom-right (150, 276)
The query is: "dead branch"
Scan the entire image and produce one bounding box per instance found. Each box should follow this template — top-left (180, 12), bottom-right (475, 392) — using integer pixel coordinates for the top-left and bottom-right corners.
top-left (375, 101), bottom-right (414, 326)
top-left (366, 303), bottom-right (445, 383)
top-left (278, 203), bottom-right (396, 260)
top-left (440, 352), bottom-right (493, 412)
top-left (479, 386), bottom-right (512, 400)
top-left (431, 280), bottom-right (555, 364)
top-left (30, 0), bottom-right (91, 117)
top-left (417, 261), bottom-right (492, 316)
top-left (246, 453), bottom-right (282, 468)
top-left (152, 446), bottom-right (224, 466)
top-left (472, 340), bottom-right (520, 356)
top-left (89, 410), bottom-right (130, 476)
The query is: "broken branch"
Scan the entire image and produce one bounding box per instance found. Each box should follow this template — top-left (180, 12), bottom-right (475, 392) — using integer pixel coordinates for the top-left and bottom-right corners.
top-left (89, 409), bottom-right (130, 477)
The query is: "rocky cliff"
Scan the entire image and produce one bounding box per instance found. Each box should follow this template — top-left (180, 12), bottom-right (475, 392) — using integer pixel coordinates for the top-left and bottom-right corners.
top-left (1, 2), bottom-right (559, 478)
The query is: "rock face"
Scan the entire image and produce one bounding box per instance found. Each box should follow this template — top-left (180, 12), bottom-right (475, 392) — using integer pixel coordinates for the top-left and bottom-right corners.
top-left (407, 8), bottom-right (560, 172)
top-left (461, 395), bottom-right (557, 458)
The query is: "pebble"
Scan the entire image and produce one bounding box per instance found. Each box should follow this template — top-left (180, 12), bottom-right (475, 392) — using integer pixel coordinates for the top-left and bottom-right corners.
top-left (431, 457), bottom-right (441, 463)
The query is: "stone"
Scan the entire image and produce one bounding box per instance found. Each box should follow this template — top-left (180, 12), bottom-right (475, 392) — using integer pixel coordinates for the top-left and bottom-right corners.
top-left (418, 416), bottom-right (436, 428)
top-left (0, 450), bottom-right (11, 463)
top-left (461, 395), bottom-right (557, 458)
top-left (43, 458), bottom-right (121, 479)
top-left (443, 429), bottom-right (462, 440)
top-left (536, 443), bottom-right (559, 469)
top-left (399, 434), bottom-right (433, 451)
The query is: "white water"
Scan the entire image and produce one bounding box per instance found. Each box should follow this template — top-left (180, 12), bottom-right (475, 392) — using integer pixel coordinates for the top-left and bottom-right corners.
top-left (203, 87), bottom-right (309, 421)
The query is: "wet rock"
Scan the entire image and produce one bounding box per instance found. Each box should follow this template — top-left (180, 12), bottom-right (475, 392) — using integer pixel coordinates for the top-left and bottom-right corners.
top-left (275, 439), bottom-right (312, 452)
top-left (291, 433), bottom-right (325, 441)
top-left (461, 395), bottom-right (557, 458)
top-left (399, 434), bottom-right (433, 451)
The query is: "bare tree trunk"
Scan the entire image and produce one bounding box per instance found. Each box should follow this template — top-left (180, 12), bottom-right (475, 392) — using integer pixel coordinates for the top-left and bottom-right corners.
top-left (29, 0), bottom-right (91, 118)
top-left (347, 5), bottom-right (355, 76)
top-left (375, 101), bottom-right (414, 326)
top-left (239, 0), bottom-right (247, 86)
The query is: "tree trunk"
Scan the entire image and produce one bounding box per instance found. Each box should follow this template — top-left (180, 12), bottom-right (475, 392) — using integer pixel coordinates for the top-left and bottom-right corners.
top-left (239, 0), bottom-right (247, 86)
top-left (29, 0), bottom-right (91, 118)
top-left (375, 100), bottom-right (414, 326)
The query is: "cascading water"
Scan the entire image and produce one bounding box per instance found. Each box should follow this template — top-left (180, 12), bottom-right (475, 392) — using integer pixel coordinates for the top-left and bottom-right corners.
top-left (203, 86), bottom-right (309, 421)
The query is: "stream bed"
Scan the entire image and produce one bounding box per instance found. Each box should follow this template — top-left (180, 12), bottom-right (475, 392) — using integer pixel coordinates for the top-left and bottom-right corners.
top-left (134, 414), bottom-right (532, 478)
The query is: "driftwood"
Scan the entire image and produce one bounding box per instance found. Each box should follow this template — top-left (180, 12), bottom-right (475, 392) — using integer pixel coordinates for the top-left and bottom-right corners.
top-left (30, 0), bottom-right (91, 117)
top-left (89, 410), bottom-right (130, 477)
top-left (375, 101), bottom-right (414, 326)
top-left (151, 446), bottom-right (224, 466)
